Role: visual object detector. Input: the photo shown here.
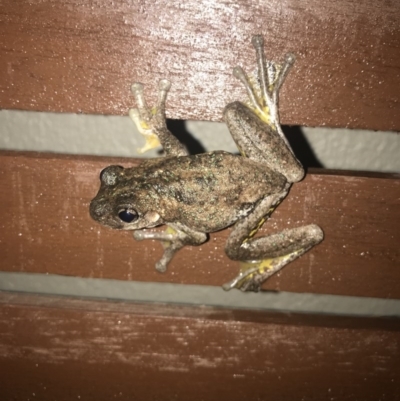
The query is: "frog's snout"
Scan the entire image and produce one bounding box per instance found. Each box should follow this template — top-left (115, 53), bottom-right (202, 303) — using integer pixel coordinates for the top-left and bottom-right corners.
top-left (89, 197), bottom-right (108, 221)
top-left (89, 197), bottom-right (118, 228)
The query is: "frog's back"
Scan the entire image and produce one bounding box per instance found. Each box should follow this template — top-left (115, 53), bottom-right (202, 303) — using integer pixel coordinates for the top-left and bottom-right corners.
top-left (131, 151), bottom-right (287, 232)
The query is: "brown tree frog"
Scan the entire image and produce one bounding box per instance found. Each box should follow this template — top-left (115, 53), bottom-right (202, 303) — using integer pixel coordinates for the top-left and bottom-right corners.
top-left (90, 35), bottom-right (323, 291)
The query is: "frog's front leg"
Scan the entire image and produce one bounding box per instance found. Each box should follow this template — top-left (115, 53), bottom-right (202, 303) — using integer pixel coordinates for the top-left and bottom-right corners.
top-left (129, 79), bottom-right (193, 265)
top-left (129, 79), bottom-right (188, 156)
top-left (134, 222), bottom-right (207, 273)
top-left (223, 192), bottom-right (324, 292)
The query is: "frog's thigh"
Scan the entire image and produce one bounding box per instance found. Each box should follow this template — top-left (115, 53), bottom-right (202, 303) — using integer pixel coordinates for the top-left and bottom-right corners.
top-left (227, 224), bottom-right (323, 261)
top-left (223, 103), bottom-right (303, 182)
top-left (225, 192), bottom-right (286, 259)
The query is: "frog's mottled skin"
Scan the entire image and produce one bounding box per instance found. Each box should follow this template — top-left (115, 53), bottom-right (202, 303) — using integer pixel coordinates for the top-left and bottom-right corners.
top-left (90, 35), bottom-right (323, 291)
top-left (93, 152), bottom-right (286, 232)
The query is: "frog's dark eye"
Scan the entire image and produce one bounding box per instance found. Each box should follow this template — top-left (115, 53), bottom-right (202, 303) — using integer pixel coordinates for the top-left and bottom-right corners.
top-left (100, 165), bottom-right (124, 186)
top-left (118, 208), bottom-right (138, 223)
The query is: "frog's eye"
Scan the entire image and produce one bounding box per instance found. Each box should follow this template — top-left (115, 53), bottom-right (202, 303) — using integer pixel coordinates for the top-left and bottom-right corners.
top-left (118, 208), bottom-right (138, 223)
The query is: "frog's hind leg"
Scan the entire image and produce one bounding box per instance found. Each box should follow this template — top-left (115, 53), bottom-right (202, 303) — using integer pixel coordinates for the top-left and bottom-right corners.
top-left (129, 79), bottom-right (188, 156)
top-left (224, 192), bottom-right (323, 292)
top-left (224, 35), bottom-right (303, 183)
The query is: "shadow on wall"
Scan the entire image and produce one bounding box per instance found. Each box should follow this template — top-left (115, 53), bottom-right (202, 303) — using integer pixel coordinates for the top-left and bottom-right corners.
top-left (166, 119), bottom-right (323, 169)
top-left (284, 125), bottom-right (323, 169)
top-left (166, 119), bottom-right (206, 154)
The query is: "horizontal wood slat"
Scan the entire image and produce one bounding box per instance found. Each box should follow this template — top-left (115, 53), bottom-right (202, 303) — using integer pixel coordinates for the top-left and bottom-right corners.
top-left (0, 292), bottom-right (399, 401)
top-left (0, 0), bottom-right (399, 131)
top-left (1, 151), bottom-right (399, 298)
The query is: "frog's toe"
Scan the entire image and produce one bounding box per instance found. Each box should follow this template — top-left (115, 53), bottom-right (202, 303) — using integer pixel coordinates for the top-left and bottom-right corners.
top-left (285, 53), bottom-right (296, 66)
top-left (131, 82), bottom-right (144, 95)
top-left (128, 108), bottom-right (162, 153)
top-left (223, 275), bottom-right (262, 292)
top-left (133, 231), bottom-right (145, 241)
top-left (137, 134), bottom-right (162, 154)
top-left (155, 260), bottom-right (167, 273)
top-left (251, 34), bottom-right (264, 49)
top-left (158, 78), bottom-right (171, 92)
top-left (222, 263), bottom-right (264, 292)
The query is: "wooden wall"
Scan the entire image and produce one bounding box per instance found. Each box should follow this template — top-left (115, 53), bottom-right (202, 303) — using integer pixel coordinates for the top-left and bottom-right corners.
top-left (0, 0), bottom-right (399, 399)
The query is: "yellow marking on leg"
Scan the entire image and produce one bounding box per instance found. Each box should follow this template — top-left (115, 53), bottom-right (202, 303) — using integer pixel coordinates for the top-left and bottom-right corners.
top-left (242, 206), bottom-right (277, 244)
top-left (161, 226), bottom-right (177, 249)
top-left (236, 144), bottom-right (247, 158)
top-left (165, 226), bottom-right (177, 235)
top-left (129, 108), bottom-right (161, 153)
top-left (254, 106), bottom-right (273, 126)
top-left (138, 134), bottom-right (162, 154)
top-left (246, 72), bottom-right (278, 128)
top-left (223, 248), bottom-right (303, 291)
top-left (244, 216), bottom-right (268, 242)
top-left (240, 251), bottom-right (300, 275)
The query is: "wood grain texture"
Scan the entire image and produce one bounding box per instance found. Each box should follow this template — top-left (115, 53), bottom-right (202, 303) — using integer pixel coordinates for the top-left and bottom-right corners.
top-left (0, 293), bottom-right (399, 401)
top-left (0, 0), bottom-right (399, 131)
top-left (1, 151), bottom-right (399, 298)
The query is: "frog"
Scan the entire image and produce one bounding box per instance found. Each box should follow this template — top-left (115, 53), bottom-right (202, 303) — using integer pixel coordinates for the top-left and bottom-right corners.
top-left (89, 35), bottom-right (323, 292)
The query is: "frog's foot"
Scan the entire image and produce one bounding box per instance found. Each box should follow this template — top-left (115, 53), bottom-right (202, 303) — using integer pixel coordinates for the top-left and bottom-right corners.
top-left (223, 250), bottom-right (303, 292)
top-left (224, 224), bottom-right (323, 292)
top-left (134, 224), bottom-right (207, 273)
top-left (232, 35), bottom-right (295, 135)
top-left (129, 79), bottom-right (171, 153)
top-left (129, 80), bottom-right (188, 157)
top-left (133, 226), bottom-right (182, 272)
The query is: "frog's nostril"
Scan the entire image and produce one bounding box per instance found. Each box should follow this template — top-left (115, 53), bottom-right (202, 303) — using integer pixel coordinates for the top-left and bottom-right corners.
top-left (89, 200), bottom-right (104, 220)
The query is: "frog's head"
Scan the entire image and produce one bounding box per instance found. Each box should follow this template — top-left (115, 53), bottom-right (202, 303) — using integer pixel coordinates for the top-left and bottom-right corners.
top-left (89, 165), bottom-right (163, 230)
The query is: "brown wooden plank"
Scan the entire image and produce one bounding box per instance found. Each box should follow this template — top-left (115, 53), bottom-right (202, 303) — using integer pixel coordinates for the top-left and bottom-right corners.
top-left (0, 292), bottom-right (399, 401)
top-left (1, 151), bottom-right (399, 298)
top-left (0, 0), bottom-right (399, 131)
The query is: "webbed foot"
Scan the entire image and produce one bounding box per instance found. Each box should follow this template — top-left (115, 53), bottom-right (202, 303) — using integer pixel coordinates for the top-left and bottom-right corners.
top-left (129, 79), bottom-right (171, 153)
top-left (232, 35), bottom-right (295, 136)
top-left (129, 79), bottom-right (188, 157)
top-left (223, 251), bottom-right (303, 292)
